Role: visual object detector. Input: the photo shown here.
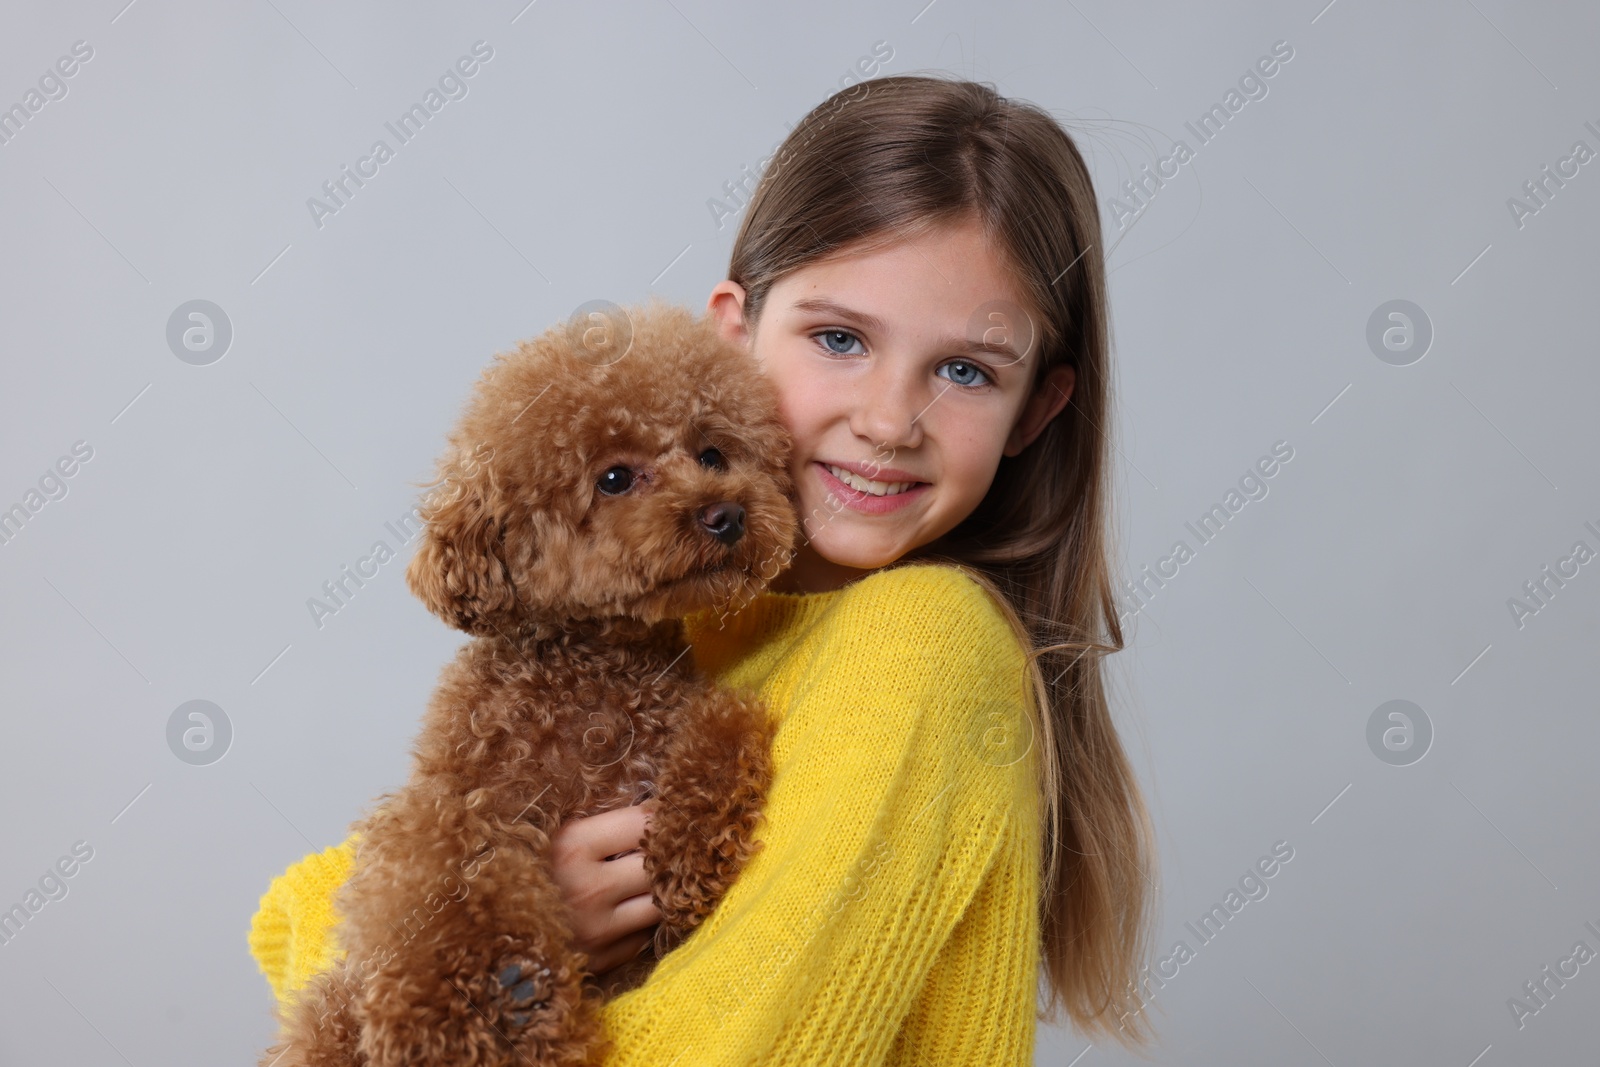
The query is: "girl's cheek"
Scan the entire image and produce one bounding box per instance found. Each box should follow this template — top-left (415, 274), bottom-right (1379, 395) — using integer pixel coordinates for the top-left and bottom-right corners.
top-left (775, 379), bottom-right (828, 444)
top-left (777, 395), bottom-right (812, 450)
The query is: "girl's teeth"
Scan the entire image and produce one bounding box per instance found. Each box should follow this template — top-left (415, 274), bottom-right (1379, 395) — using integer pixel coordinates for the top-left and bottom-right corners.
top-left (826, 464), bottom-right (914, 496)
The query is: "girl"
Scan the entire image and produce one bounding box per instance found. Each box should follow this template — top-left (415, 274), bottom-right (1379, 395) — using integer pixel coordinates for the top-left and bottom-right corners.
top-left (250, 72), bottom-right (1159, 1062)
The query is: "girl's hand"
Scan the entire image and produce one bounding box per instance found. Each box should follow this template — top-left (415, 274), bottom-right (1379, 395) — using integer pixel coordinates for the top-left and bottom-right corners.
top-left (549, 800), bottom-right (665, 977)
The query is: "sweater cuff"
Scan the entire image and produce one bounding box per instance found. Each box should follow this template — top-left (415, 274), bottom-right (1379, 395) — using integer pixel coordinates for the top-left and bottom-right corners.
top-left (248, 837), bottom-right (359, 1008)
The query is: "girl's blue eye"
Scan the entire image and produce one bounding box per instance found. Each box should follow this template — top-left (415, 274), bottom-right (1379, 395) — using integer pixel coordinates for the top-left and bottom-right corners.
top-left (815, 328), bottom-right (864, 355)
top-left (938, 360), bottom-right (993, 388)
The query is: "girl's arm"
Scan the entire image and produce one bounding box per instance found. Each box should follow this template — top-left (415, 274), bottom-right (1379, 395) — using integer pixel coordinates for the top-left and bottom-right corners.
top-left (596, 565), bottom-right (1041, 1065)
top-left (248, 808), bottom-right (668, 1005)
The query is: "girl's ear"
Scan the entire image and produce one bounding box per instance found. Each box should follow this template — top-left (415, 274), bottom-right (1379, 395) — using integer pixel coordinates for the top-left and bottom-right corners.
top-left (1004, 364), bottom-right (1076, 457)
top-left (404, 465), bottom-right (524, 635)
top-left (706, 280), bottom-right (752, 351)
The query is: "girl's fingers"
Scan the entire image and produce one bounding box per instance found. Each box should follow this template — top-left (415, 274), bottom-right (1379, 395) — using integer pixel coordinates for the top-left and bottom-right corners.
top-left (612, 890), bottom-right (665, 931)
top-left (559, 801), bottom-right (655, 863)
top-left (549, 801), bottom-right (665, 975)
top-left (593, 851), bottom-right (653, 905)
top-left (577, 893), bottom-right (661, 975)
top-left (589, 927), bottom-right (658, 977)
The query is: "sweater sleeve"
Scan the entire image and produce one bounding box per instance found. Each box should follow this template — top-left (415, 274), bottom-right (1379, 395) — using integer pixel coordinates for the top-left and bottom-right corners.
top-left (884, 797), bottom-right (1042, 1064)
top-left (248, 837), bottom-right (359, 1011)
top-left (598, 565), bottom-right (1041, 1066)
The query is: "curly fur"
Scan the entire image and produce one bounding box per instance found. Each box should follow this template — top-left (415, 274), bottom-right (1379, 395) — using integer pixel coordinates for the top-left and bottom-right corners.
top-left (260, 299), bottom-right (799, 1067)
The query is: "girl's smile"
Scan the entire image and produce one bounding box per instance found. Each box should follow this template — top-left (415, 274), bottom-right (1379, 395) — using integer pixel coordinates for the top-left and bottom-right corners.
top-left (813, 460), bottom-right (931, 515)
top-left (708, 213), bottom-right (1074, 594)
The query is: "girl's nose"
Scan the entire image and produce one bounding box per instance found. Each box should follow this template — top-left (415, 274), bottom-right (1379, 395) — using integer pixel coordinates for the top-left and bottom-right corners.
top-left (849, 365), bottom-right (926, 452)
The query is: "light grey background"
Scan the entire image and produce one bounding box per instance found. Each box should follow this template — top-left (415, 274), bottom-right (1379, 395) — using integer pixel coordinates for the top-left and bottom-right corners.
top-left (1, 1), bottom-right (1596, 1064)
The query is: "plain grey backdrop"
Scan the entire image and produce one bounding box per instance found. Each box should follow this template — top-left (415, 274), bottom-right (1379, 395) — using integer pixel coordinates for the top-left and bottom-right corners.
top-left (2, 1), bottom-right (1596, 1063)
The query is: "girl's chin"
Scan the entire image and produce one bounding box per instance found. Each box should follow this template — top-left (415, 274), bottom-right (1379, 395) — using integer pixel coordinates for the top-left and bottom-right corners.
top-left (799, 528), bottom-right (911, 571)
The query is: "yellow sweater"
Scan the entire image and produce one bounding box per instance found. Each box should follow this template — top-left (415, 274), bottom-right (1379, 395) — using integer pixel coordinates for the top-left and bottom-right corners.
top-left (248, 562), bottom-right (1042, 1065)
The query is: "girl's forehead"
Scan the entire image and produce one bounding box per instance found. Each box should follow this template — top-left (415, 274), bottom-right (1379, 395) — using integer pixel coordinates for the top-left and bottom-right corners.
top-left (776, 222), bottom-right (1031, 307)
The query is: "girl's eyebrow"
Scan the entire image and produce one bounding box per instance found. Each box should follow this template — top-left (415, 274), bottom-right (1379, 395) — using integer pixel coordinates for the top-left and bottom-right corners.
top-left (789, 296), bottom-right (1027, 365)
top-left (791, 297), bottom-right (888, 334)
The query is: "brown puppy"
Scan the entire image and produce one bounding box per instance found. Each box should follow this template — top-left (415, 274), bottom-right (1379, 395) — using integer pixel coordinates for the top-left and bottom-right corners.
top-left (260, 299), bottom-right (798, 1067)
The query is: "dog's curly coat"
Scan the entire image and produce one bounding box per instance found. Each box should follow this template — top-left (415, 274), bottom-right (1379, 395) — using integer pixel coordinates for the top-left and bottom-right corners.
top-left (260, 300), bottom-right (799, 1067)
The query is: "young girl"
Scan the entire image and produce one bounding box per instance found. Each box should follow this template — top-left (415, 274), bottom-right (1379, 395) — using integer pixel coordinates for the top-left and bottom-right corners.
top-left (249, 72), bottom-right (1159, 1062)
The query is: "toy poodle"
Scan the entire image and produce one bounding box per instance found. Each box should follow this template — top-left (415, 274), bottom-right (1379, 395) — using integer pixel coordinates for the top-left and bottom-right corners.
top-left (259, 298), bottom-right (799, 1067)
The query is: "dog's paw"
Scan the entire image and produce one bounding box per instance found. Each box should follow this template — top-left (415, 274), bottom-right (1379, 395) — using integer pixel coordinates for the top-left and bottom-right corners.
top-left (495, 959), bottom-right (555, 1029)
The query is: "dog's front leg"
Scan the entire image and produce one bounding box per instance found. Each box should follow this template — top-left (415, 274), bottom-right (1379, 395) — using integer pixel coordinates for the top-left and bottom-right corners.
top-left (641, 687), bottom-right (777, 954)
top-left (339, 796), bottom-right (607, 1067)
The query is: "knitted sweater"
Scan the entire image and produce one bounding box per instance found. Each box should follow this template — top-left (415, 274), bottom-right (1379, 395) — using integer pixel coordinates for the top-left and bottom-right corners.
top-left (248, 561), bottom-right (1043, 1065)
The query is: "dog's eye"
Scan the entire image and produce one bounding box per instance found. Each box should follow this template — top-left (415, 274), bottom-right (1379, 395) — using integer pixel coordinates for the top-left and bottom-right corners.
top-left (597, 466), bottom-right (634, 495)
top-left (697, 447), bottom-right (727, 472)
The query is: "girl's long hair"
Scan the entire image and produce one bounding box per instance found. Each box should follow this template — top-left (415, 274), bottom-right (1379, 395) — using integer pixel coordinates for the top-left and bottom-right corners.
top-left (724, 72), bottom-right (1159, 1047)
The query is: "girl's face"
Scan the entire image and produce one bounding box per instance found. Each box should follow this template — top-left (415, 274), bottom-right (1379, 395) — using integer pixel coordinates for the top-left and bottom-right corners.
top-left (708, 215), bottom-right (1074, 594)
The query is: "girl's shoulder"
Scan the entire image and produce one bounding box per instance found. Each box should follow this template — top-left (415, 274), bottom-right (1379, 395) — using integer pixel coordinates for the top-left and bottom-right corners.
top-left (785, 561), bottom-right (1040, 807)
top-left (830, 562), bottom-right (1021, 646)
top-left (692, 561), bottom-right (1002, 634)
top-left (793, 561), bottom-right (1032, 696)
top-left (688, 561), bottom-right (1028, 703)
top-left (781, 561), bottom-right (1024, 651)
top-left (704, 561), bottom-right (1021, 656)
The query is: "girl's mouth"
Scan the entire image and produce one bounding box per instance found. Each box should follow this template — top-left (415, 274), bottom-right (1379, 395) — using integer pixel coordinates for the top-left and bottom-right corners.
top-left (815, 462), bottom-right (930, 515)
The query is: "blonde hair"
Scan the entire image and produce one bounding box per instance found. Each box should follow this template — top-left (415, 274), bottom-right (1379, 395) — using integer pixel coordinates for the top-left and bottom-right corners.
top-left (725, 72), bottom-right (1160, 1047)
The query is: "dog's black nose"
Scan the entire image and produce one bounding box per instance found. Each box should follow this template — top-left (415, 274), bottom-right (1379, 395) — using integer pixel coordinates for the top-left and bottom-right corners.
top-left (700, 501), bottom-right (745, 547)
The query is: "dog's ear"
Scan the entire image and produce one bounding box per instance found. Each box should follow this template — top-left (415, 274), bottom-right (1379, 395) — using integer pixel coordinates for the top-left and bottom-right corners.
top-left (404, 451), bottom-right (525, 635)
